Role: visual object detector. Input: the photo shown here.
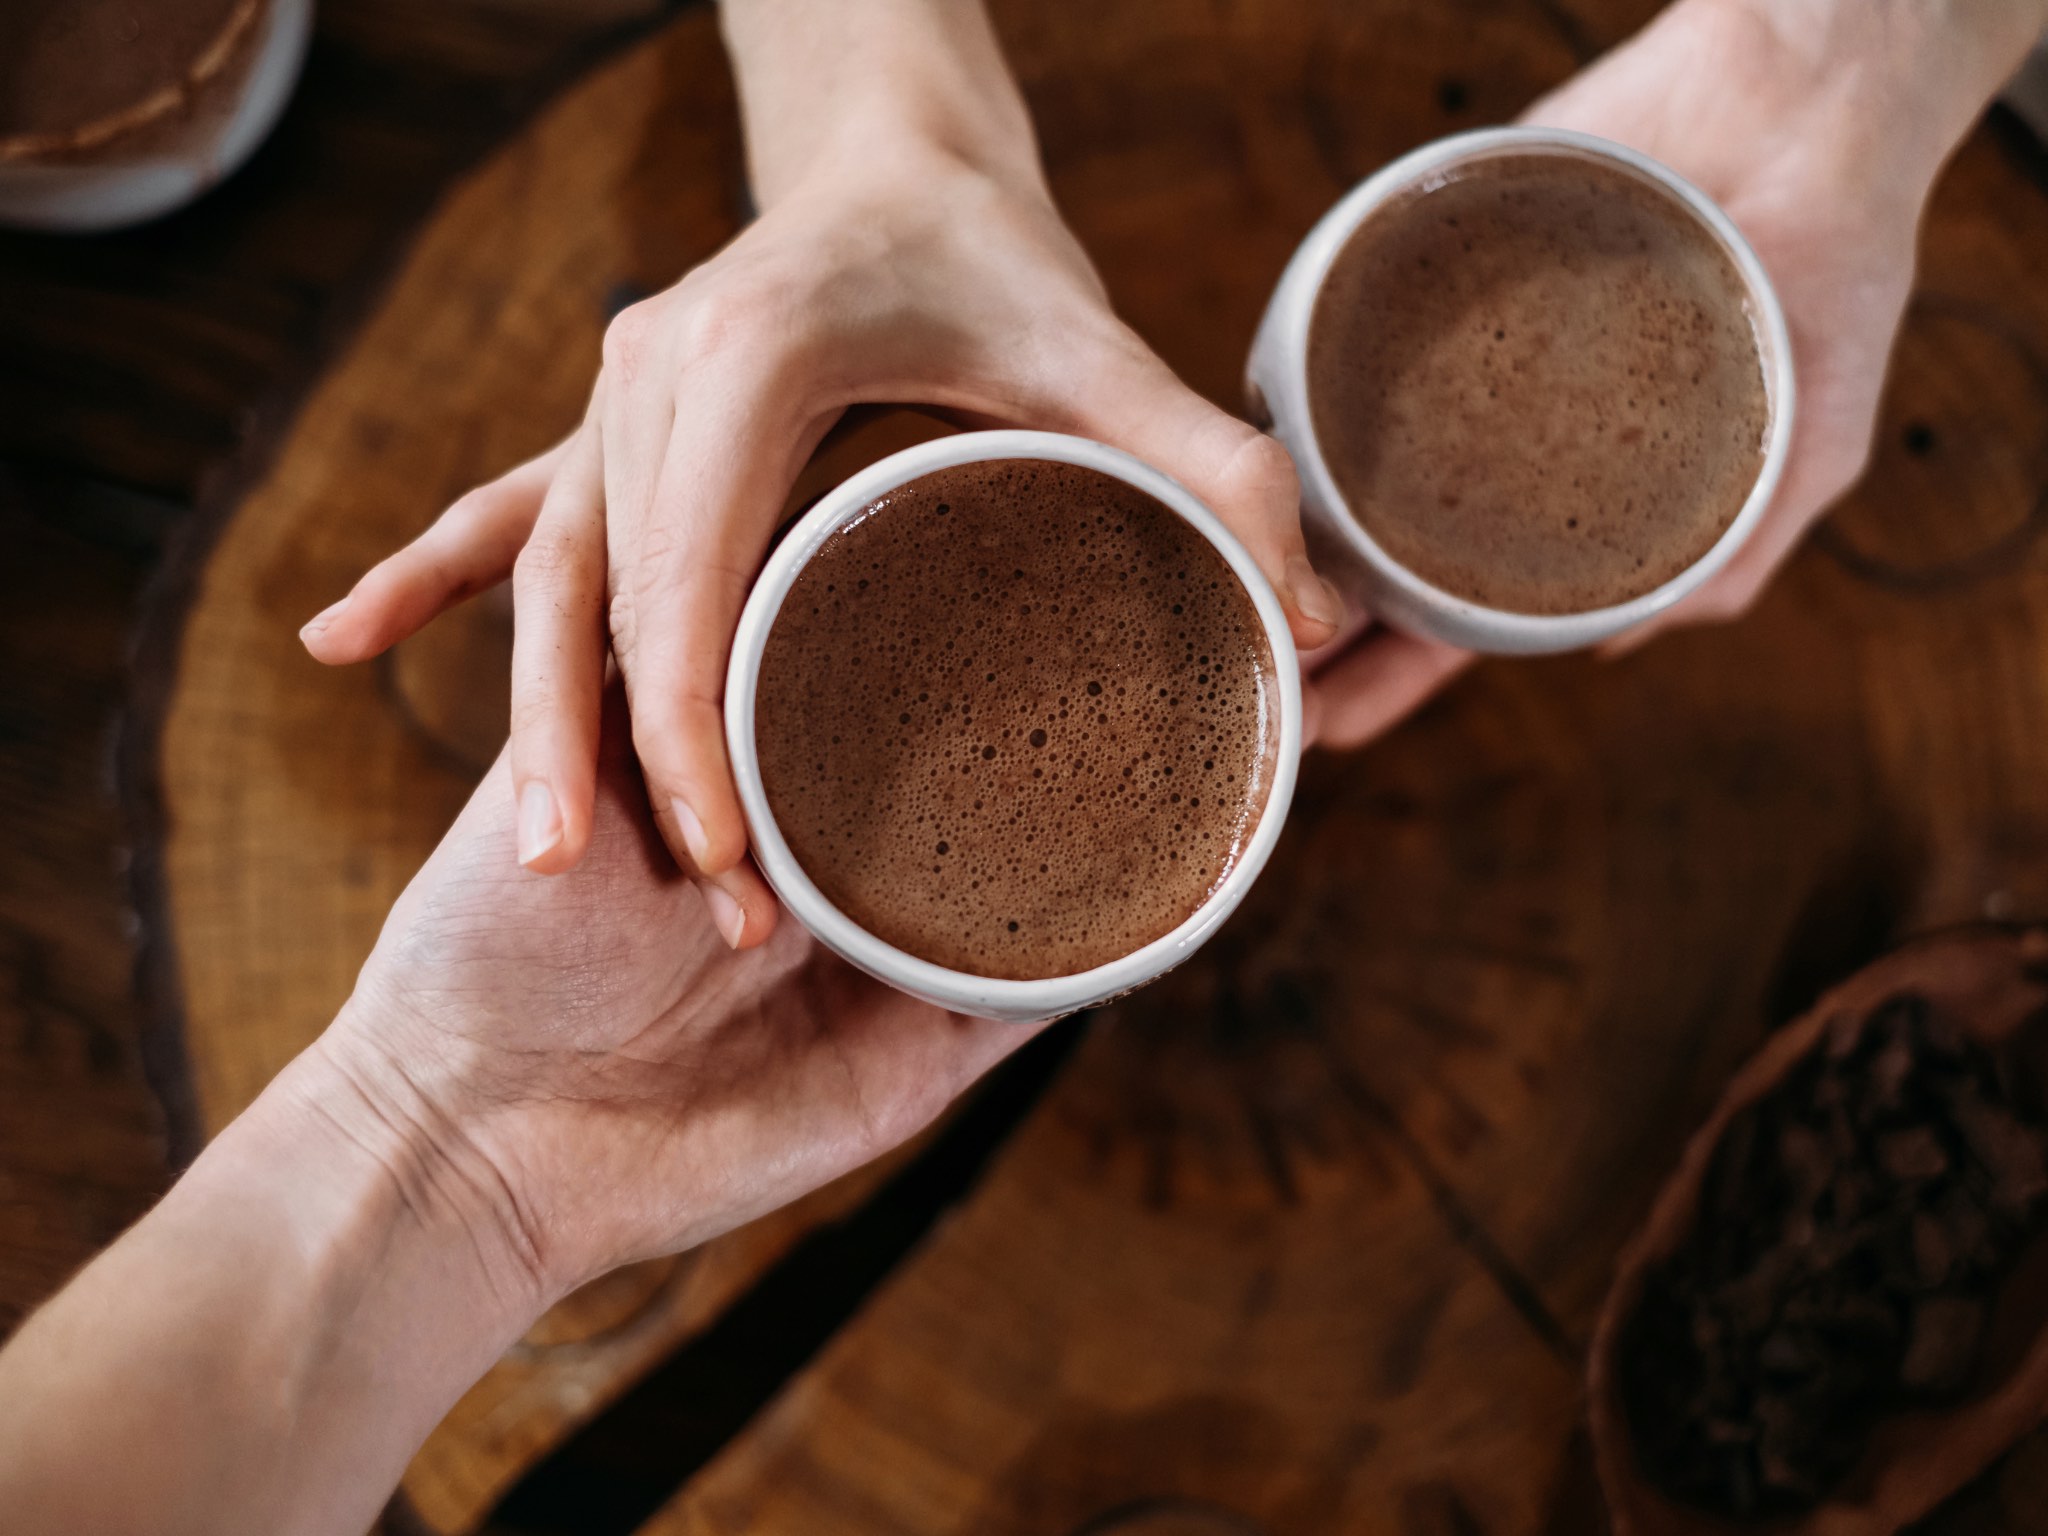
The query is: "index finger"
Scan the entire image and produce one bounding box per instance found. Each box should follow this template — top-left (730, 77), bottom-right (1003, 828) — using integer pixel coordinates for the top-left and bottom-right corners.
top-left (609, 359), bottom-right (835, 890)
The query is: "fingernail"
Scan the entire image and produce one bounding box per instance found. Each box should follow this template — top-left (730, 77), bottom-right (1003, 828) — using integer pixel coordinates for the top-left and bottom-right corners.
top-left (700, 881), bottom-right (745, 948)
top-left (670, 797), bottom-right (711, 870)
top-left (1286, 556), bottom-right (1345, 631)
top-left (299, 599), bottom-right (345, 640)
top-left (517, 781), bottom-right (563, 867)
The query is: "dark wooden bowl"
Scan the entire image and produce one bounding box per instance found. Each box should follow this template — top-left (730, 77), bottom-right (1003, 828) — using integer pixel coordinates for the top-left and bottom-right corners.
top-left (1589, 928), bottom-right (2048, 1536)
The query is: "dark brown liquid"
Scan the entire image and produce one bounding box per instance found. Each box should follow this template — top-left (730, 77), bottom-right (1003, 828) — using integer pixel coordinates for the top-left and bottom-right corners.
top-left (1, 0), bottom-right (247, 140)
top-left (1308, 152), bottom-right (1770, 614)
top-left (755, 460), bottom-right (1278, 981)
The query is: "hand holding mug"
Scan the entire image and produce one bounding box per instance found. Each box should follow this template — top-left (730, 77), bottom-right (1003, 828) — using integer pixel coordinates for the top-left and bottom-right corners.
top-left (1305, 0), bottom-right (2047, 750)
top-left (297, 0), bottom-right (1342, 941)
top-left (326, 684), bottom-right (1037, 1299)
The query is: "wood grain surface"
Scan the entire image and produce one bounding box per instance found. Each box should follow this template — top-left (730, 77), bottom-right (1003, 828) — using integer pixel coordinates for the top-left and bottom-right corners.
top-left (131, 0), bottom-right (2048, 1533)
top-left (0, 0), bottom-right (676, 1346)
top-left (0, 489), bottom-right (168, 1335)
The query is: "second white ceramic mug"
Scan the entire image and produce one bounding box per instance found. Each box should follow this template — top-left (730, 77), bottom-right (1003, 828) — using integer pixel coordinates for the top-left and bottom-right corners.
top-left (1246, 126), bottom-right (1797, 655)
top-left (724, 430), bottom-right (1302, 1023)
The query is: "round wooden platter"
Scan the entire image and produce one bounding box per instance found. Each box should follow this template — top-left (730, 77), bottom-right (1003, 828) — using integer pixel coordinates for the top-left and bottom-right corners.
top-left (145, 0), bottom-right (2048, 1533)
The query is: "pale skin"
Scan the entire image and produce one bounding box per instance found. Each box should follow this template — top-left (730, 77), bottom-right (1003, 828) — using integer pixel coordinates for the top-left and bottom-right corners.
top-left (4, 2), bottom-right (2044, 1532)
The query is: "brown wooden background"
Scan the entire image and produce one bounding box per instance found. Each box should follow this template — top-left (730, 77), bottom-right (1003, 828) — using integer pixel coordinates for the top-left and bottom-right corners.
top-left (7, 1), bottom-right (2048, 1534)
top-left (0, 0), bottom-right (675, 1335)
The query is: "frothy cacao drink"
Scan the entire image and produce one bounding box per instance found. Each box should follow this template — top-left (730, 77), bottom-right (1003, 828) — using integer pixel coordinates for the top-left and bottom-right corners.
top-left (1307, 151), bottom-right (1770, 615)
top-left (2, 0), bottom-right (250, 147)
top-left (754, 460), bottom-right (1278, 981)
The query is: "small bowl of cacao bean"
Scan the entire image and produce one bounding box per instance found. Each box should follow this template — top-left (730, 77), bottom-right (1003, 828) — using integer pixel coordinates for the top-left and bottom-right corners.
top-left (1589, 927), bottom-right (2048, 1536)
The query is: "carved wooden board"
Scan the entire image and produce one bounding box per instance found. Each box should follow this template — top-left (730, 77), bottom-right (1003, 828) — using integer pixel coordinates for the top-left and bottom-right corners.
top-left (151, 0), bottom-right (2048, 1532)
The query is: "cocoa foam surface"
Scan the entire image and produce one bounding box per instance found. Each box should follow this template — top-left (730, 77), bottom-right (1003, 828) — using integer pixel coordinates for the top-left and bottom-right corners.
top-left (1308, 151), bottom-right (1770, 614)
top-left (755, 460), bottom-right (1278, 981)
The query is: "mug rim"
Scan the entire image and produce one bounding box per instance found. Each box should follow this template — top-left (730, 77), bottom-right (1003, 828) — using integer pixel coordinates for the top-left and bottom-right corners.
top-left (724, 429), bottom-right (1302, 1021)
top-left (1263, 124), bottom-right (1797, 649)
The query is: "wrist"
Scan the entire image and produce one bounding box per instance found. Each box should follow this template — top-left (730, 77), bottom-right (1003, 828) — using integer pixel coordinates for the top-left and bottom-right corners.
top-left (721, 0), bottom-right (1045, 210)
top-left (203, 1033), bottom-right (552, 1367)
top-left (292, 1006), bottom-right (558, 1323)
top-left (1699, 0), bottom-right (2046, 180)
top-left (11, 1031), bottom-right (553, 1535)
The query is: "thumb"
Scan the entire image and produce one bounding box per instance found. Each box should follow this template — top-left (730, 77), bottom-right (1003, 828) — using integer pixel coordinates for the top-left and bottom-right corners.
top-left (1067, 343), bottom-right (1345, 651)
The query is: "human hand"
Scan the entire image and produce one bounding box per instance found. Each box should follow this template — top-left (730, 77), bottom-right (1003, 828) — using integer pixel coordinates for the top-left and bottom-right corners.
top-left (298, 1), bottom-right (1342, 936)
top-left (1310, 0), bottom-right (2044, 750)
top-left (0, 683), bottom-right (1040, 1536)
top-left (315, 683), bottom-right (1038, 1301)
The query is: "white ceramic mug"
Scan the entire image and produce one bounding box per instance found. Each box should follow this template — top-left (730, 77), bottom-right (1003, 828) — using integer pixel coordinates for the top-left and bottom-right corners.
top-left (1246, 125), bottom-right (1796, 654)
top-left (725, 430), bottom-right (1302, 1023)
top-left (0, 0), bottom-right (313, 232)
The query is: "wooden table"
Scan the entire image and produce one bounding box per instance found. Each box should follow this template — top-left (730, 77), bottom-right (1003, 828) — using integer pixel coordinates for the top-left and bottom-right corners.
top-left (7, 2), bottom-right (2048, 1533)
top-left (0, 0), bottom-right (673, 1338)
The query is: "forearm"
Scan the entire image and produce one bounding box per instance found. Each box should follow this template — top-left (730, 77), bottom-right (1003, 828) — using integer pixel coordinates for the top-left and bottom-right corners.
top-left (0, 1032), bottom-right (542, 1536)
top-left (720, 0), bottom-right (1044, 207)
top-left (1714, 0), bottom-right (2048, 180)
